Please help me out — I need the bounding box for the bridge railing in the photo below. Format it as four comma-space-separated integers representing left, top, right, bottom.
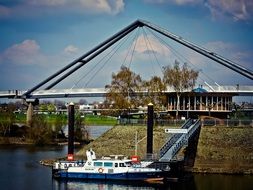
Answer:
159, 119, 201, 161
202, 119, 253, 127
0, 90, 26, 98
118, 118, 185, 126
159, 119, 192, 159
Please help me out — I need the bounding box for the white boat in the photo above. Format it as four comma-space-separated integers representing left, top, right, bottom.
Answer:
52, 149, 166, 181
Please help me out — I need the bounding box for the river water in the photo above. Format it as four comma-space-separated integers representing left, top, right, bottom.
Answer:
1, 126, 253, 190
63, 125, 113, 139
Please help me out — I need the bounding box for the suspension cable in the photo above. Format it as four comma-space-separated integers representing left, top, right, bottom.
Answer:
142, 27, 164, 76
127, 27, 140, 70
146, 27, 217, 85
83, 32, 134, 88
71, 31, 133, 89
121, 29, 139, 68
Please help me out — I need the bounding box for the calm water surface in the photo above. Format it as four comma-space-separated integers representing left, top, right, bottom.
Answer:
63, 125, 113, 139
1, 126, 253, 190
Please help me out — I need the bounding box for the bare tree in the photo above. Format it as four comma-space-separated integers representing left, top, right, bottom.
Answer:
105, 66, 142, 114
163, 60, 199, 119
142, 76, 167, 110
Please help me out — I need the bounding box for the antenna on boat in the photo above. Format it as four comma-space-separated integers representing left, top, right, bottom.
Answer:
134, 131, 147, 155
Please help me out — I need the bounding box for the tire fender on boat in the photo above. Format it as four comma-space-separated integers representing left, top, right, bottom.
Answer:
98, 168, 104, 173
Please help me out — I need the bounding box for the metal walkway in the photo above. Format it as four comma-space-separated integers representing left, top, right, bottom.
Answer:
1, 85, 253, 99
159, 119, 201, 161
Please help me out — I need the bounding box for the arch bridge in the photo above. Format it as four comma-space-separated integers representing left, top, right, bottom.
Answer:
0, 20, 252, 164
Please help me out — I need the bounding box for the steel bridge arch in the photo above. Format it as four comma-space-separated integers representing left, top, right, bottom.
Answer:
23, 20, 253, 98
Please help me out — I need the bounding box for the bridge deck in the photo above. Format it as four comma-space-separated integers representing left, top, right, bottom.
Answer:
0, 85, 253, 99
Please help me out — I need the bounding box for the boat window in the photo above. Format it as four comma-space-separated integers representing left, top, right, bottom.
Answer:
104, 162, 113, 167
119, 163, 126, 167
115, 163, 118, 167
94, 162, 103, 167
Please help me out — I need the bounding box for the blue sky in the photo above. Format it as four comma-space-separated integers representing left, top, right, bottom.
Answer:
0, 0, 253, 94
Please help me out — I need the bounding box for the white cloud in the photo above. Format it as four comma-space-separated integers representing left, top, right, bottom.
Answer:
173, 0, 203, 5
64, 45, 79, 55
0, 39, 45, 65
80, 0, 111, 13
205, 41, 234, 53
144, 0, 203, 5
184, 40, 252, 84
205, 0, 253, 21
0, 40, 81, 67
134, 35, 171, 56
0, 40, 86, 89
145, 0, 253, 21
0, 0, 124, 18
79, 0, 124, 15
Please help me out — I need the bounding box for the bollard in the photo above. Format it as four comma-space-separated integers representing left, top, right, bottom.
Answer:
147, 103, 154, 157
68, 102, 75, 161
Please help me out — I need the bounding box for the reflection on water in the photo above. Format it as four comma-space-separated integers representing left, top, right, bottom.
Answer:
194, 174, 253, 190
51, 174, 198, 190
1, 124, 253, 190
52, 174, 253, 190
53, 179, 165, 190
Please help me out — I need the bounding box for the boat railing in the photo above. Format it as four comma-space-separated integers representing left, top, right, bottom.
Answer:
55, 160, 86, 169
147, 161, 170, 171
109, 155, 126, 160
145, 153, 159, 161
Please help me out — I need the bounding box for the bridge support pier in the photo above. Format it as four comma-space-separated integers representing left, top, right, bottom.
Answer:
183, 126, 201, 171
25, 99, 39, 127
27, 103, 33, 127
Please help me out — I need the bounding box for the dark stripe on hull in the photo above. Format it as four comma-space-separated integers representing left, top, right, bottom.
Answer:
55, 171, 164, 181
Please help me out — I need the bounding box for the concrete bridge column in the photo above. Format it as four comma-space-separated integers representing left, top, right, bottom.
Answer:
27, 102, 33, 127
25, 99, 39, 127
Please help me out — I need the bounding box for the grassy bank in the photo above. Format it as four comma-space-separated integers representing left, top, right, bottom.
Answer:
0, 137, 33, 145
76, 124, 253, 174
193, 126, 253, 174
84, 115, 117, 126
77, 125, 169, 159
0, 113, 117, 126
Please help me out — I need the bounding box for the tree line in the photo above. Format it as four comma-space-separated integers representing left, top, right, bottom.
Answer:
104, 60, 199, 118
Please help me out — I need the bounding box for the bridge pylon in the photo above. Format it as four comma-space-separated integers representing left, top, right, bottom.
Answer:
23, 98, 39, 127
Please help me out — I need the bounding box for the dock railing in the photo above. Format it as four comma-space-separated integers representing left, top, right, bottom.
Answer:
159, 119, 201, 161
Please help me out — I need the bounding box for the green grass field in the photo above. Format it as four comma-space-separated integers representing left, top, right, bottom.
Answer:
0, 113, 117, 126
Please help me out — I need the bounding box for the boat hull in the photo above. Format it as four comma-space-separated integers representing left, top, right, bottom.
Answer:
53, 169, 164, 181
